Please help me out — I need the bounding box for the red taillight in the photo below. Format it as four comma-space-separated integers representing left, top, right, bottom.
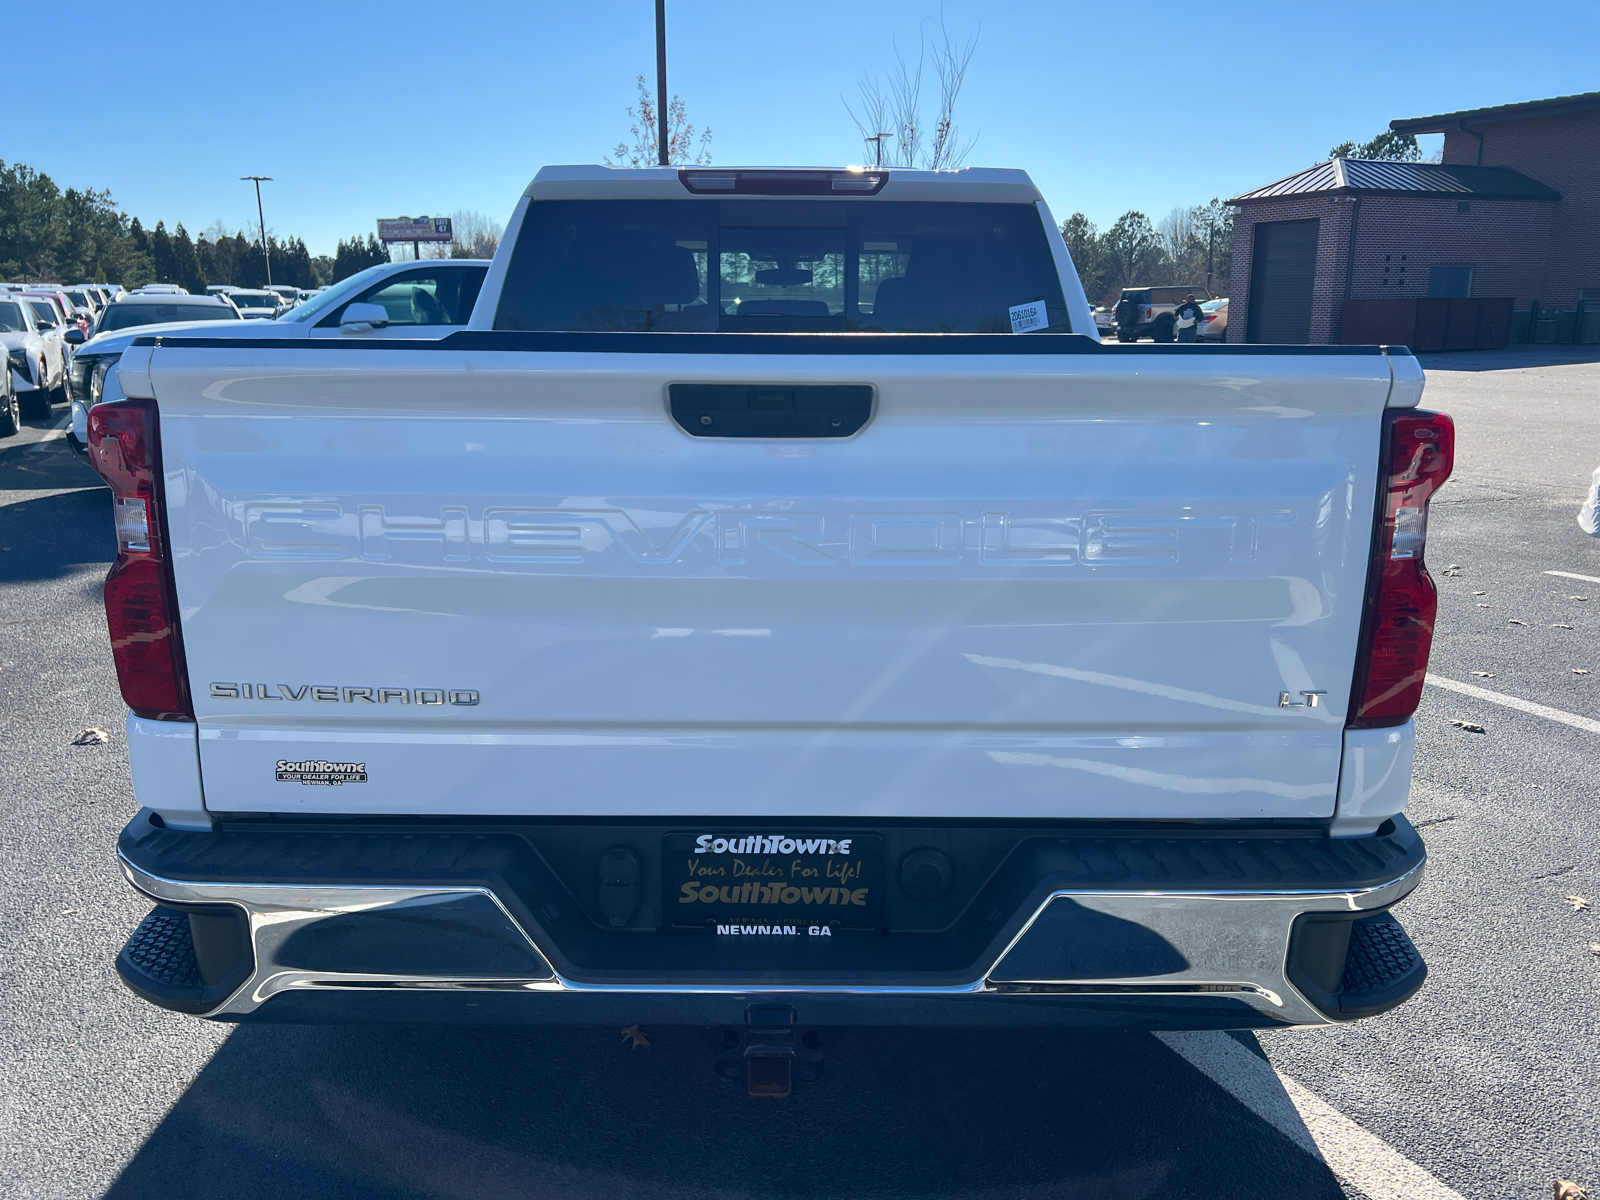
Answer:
1143, 307, 1153, 320
1349, 409, 1455, 727
88, 399, 193, 721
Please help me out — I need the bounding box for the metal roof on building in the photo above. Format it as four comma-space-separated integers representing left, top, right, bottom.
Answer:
1229, 159, 1561, 204
1391, 90, 1600, 133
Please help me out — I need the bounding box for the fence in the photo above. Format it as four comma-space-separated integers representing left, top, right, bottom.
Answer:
1339, 298, 1514, 351
1510, 297, 1600, 345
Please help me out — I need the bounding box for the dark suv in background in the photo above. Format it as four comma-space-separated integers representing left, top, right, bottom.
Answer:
1113, 285, 1211, 342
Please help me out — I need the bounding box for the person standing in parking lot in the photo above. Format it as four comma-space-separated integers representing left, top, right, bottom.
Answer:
1174, 294, 1203, 343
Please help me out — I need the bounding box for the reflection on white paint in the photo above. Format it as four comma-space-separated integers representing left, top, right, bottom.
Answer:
1268, 638, 1316, 695
651, 627, 773, 639
283, 576, 364, 606
988, 750, 1334, 800
966, 654, 1283, 717
1276, 576, 1324, 626
281, 576, 448, 617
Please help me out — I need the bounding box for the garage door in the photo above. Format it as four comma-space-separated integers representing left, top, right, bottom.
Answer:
1245, 218, 1319, 343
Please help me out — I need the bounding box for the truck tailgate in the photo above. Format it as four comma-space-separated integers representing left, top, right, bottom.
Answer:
143, 341, 1394, 819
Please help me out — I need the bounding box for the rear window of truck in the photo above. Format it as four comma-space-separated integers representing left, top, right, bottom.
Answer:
494, 200, 1070, 334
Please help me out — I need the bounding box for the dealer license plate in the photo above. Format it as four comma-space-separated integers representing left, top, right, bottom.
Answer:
662, 831, 882, 935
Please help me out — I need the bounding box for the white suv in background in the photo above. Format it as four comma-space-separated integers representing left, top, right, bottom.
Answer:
1, 296, 68, 416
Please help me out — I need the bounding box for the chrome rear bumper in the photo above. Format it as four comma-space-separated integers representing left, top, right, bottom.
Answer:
119, 837, 1425, 1028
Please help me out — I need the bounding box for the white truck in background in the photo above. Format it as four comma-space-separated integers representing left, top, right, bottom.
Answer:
91, 166, 1449, 1094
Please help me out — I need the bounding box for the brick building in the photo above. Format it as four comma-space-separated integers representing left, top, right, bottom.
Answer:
1225, 90, 1599, 344
1394, 92, 1600, 313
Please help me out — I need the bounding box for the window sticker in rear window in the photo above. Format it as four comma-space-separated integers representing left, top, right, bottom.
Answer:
1009, 299, 1049, 333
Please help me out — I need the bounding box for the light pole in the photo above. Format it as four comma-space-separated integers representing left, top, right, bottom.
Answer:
655, 0, 669, 166
1206, 216, 1215, 295
240, 176, 273, 286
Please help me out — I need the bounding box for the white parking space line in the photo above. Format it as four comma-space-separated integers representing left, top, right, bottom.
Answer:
1157, 1032, 1466, 1200
1427, 673, 1600, 735
1546, 569, 1600, 585
24, 413, 70, 453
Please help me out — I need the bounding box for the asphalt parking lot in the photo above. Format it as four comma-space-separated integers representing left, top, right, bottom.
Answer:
2, 348, 1598, 1200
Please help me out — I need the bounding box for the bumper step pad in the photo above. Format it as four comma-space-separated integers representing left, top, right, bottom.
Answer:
1337, 911, 1426, 1018
1286, 907, 1427, 1021
121, 907, 201, 989
116, 904, 255, 1015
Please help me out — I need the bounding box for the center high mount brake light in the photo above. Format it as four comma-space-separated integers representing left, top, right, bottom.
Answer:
87, 397, 194, 721
678, 170, 889, 196
1348, 409, 1455, 728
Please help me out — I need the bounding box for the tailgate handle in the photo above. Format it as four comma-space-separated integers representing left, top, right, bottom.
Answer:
669, 384, 873, 439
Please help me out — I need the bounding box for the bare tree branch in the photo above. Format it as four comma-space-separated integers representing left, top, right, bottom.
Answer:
844, 75, 896, 166
605, 75, 712, 168
1156, 206, 1197, 261
886, 33, 924, 168
845, 11, 979, 171
926, 13, 978, 170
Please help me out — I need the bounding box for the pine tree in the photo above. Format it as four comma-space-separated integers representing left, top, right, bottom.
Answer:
172, 223, 207, 294
231, 233, 253, 285
331, 234, 390, 283
235, 233, 267, 288
151, 221, 177, 285
270, 237, 309, 288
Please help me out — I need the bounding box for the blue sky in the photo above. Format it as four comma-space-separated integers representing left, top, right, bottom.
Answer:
13, 1, 1597, 256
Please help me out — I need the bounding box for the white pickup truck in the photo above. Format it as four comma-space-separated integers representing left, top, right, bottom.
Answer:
92, 166, 1449, 1089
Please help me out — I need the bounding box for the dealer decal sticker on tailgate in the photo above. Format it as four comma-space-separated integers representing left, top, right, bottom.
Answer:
275, 759, 368, 786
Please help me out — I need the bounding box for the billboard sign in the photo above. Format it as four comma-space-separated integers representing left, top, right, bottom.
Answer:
376, 216, 453, 244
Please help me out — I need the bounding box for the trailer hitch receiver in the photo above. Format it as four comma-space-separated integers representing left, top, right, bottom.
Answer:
743, 1004, 796, 1098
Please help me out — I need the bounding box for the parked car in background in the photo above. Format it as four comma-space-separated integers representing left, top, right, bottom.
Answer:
88, 293, 243, 340
277, 260, 490, 337
67, 262, 492, 460
25, 290, 89, 336
68, 296, 246, 454
65, 267, 491, 450
1198, 298, 1229, 342
1113, 285, 1213, 342
1090, 306, 1115, 339
266, 284, 300, 309
0, 296, 67, 417
130, 284, 188, 296
0, 327, 18, 435
226, 289, 282, 319
21, 295, 75, 369
61, 286, 103, 322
